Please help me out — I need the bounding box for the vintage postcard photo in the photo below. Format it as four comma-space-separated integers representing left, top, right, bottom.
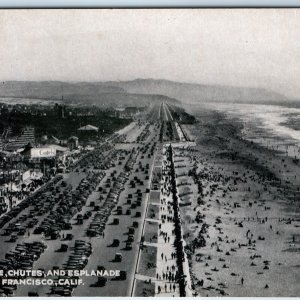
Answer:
0, 8, 299, 297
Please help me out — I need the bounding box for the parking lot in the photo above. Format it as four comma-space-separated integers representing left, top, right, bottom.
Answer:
0, 119, 160, 296
0, 103, 191, 297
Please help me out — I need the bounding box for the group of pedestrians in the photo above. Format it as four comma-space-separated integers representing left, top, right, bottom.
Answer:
155, 155, 180, 296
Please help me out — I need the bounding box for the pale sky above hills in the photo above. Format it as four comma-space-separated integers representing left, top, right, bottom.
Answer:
0, 9, 299, 98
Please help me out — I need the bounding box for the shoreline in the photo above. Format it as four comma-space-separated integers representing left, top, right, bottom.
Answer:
176, 108, 300, 297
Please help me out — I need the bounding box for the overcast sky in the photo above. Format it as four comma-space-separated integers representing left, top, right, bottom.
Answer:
0, 9, 299, 98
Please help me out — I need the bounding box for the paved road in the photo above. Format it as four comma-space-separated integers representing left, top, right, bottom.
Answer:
0, 102, 195, 297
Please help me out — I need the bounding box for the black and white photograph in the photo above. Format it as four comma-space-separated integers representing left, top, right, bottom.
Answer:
0, 8, 299, 297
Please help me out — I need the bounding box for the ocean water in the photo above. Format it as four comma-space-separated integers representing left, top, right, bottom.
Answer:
196, 102, 300, 159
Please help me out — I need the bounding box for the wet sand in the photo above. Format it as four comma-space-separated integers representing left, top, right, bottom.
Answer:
177, 108, 300, 297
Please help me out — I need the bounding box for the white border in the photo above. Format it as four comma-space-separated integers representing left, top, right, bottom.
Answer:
0, 4, 299, 300
0, 0, 300, 7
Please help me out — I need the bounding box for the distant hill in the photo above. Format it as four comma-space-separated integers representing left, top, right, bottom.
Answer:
106, 79, 288, 105
0, 79, 290, 107
0, 81, 180, 107
0, 81, 124, 100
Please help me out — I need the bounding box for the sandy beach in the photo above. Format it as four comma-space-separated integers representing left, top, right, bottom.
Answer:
175, 108, 300, 297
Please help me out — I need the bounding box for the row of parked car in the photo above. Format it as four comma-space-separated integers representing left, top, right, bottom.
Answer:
136, 123, 151, 143
0, 176, 65, 245
34, 171, 105, 240
124, 148, 139, 172
0, 175, 63, 230
0, 241, 47, 296
72, 143, 113, 171
50, 240, 92, 296
86, 171, 129, 237
76, 146, 117, 171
